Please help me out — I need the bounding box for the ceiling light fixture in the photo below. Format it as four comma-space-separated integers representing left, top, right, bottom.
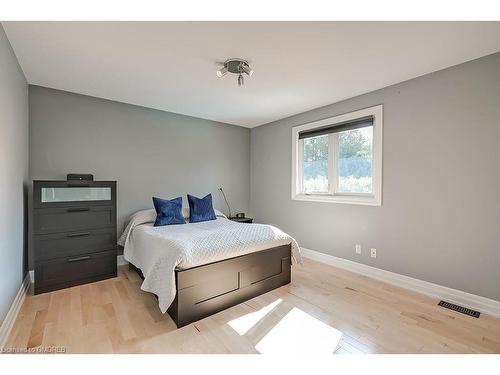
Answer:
216, 58, 253, 86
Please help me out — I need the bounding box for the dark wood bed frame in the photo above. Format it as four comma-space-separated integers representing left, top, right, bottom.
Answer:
130, 244, 291, 327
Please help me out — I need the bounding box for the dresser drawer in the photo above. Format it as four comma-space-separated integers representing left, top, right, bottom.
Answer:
34, 228, 116, 261
34, 205, 115, 234
35, 250, 117, 294
33, 181, 116, 209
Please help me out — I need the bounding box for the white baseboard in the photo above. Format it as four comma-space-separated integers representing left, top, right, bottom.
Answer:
0, 273, 31, 349
300, 247, 500, 318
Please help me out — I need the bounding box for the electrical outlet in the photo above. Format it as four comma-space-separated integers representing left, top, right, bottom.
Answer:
370, 248, 377, 258
355, 244, 362, 254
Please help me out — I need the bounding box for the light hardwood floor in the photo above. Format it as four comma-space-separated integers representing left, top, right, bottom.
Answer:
5, 258, 500, 354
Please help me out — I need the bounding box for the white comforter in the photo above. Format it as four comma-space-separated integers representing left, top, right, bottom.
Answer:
118, 209, 301, 313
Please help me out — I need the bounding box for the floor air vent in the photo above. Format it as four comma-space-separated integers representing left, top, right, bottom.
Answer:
438, 301, 480, 318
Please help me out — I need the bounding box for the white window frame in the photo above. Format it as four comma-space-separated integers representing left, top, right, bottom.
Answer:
291, 104, 383, 206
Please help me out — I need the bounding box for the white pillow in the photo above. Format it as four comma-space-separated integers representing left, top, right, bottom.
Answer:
182, 206, 190, 220
214, 208, 227, 218
118, 209, 155, 246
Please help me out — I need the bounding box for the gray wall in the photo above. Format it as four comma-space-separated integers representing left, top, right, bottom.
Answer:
0, 25, 29, 325
29, 86, 250, 268
251, 52, 500, 301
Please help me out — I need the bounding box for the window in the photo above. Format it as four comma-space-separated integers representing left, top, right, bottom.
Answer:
302, 134, 329, 193
292, 105, 382, 205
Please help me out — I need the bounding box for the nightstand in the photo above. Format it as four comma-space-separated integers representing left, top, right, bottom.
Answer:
228, 217, 253, 224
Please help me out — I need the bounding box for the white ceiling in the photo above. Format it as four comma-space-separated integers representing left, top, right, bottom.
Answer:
3, 22, 500, 127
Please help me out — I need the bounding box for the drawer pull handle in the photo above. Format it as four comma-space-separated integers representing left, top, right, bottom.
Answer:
67, 207, 90, 212
67, 232, 90, 238
67, 255, 91, 263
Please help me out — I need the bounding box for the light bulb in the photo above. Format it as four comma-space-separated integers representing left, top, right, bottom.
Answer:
241, 63, 253, 76
216, 66, 228, 78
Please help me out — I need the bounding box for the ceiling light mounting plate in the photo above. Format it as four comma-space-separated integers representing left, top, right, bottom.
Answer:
216, 58, 253, 85
224, 58, 249, 74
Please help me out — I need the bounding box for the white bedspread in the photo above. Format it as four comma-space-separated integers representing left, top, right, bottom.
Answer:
118, 210, 301, 313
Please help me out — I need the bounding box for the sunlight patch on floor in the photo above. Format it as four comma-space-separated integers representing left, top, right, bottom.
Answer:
228, 298, 283, 335
255, 307, 342, 354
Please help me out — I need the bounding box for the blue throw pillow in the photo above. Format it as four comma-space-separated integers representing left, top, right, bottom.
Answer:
188, 194, 216, 223
152, 196, 185, 226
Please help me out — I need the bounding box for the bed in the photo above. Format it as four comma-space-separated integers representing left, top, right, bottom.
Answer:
118, 209, 301, 327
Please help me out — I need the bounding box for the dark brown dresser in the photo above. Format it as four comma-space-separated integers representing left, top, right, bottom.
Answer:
33, 180, 117, 294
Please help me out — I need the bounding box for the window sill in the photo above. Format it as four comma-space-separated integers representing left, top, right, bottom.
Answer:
291, 193, 381, 206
